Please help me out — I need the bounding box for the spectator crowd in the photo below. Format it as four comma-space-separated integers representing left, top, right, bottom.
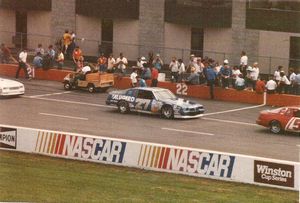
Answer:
0, 30, 299, 96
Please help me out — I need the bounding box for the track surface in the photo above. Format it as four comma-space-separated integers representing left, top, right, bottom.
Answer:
0, 78, 299, 161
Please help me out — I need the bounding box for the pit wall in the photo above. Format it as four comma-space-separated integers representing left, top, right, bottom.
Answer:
0, 64, 299, 106
0, 124, 299, 191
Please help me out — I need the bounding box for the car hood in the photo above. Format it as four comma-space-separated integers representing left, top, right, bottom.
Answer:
0, 78, 24, 88
161, 98, 202, 108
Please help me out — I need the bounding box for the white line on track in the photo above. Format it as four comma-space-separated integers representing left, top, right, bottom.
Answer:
22, 96, 117, 109
203, 104, 265, 116
27, 91, 71, 98
162, 127, 214, 136
39, 112, 89, 120
202, 117, 259, 127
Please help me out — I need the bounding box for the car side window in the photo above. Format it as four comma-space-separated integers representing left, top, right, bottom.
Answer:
294, 110, 300, 118
137, 90, 154, 100
126, 89, 137, 97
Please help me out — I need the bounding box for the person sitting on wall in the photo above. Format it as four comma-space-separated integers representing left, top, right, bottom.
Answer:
255, 77, 265, 94
235, 74, 246, 91
184, 66, 199, 85
33, 52, 43, 68
265, 76, 277, 94
56, 49, 64, 70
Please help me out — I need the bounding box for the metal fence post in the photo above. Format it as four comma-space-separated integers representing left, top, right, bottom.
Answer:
268, 57, 272, 75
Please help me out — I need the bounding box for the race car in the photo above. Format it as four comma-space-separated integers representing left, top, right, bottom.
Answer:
0, 78, 25, 96
256, 106, 300, 134
106, 87, 204, 119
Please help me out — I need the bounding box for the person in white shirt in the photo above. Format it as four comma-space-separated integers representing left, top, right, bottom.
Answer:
265, 76, 277, 94
107, 54, 115, 73
169, 57, 179, 82
130, 69, 138, 87
115, 53, 128, 75
235, 74, 245, 91
178, 59, 185, 82
249, 62, 260, 91
274, 66, 283, 83
232, 65, 242, 88
240, 51, 248, 76
16, 48, 29, 79
278, 71, 290, 94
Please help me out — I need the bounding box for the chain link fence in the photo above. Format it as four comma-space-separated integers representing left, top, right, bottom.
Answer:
1, 30, 299, 74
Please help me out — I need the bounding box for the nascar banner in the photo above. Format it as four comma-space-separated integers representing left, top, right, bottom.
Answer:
0, 124, 299, 191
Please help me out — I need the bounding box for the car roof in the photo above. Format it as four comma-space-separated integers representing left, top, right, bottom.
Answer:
131, 87, 169, 92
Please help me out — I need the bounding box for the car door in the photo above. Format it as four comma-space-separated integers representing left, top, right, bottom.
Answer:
285, 109, 300, 133
135, 90, 154, 112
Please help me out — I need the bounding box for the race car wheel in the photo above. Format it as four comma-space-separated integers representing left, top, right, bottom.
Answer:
118, 101, 129, 114
161, 105, 174, 119
270, 120, 282, 134
88, 84, 95, 93
64, 82, 72, 90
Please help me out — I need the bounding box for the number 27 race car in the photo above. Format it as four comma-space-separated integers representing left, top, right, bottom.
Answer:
106, 87, 204, 119
256, 106, 300, 134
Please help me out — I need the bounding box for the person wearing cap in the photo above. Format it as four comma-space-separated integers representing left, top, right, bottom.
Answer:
219, 59, 232, 89
16, 48, 29, 79
152, 54, 163, 72
185, 66, 199, 85
137, 56, 147, 68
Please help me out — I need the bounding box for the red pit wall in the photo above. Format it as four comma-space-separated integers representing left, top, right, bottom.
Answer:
1, 64, 299, 106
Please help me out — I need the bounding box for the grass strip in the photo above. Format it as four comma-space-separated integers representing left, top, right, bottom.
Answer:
0, 150, 298, 203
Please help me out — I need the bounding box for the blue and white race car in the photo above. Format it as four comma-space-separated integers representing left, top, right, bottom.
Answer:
106, 87, 204, 119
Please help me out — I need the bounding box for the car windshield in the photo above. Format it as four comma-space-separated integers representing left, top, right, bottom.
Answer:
154, 89, 177, 100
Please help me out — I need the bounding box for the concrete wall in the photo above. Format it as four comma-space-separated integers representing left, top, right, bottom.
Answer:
203, 28, 232, 65
113, 19, 139, 61
138, 0, 165, 57
164, 22, 191, 64
75, 15, 101, 56
0, 8, 15, 47
27, 11, 51, 50
258, 31, 300, 74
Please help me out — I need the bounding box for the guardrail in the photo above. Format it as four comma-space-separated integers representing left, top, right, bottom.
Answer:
0, 64, 299, 106
0, 124, 299, 191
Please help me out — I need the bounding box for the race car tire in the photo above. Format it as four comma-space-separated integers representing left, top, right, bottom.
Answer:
88, 84, 95, 93
118, 101, 129, 114
64, 82, 72, 91
270, 120, 282, 134
161, 105, 174, 119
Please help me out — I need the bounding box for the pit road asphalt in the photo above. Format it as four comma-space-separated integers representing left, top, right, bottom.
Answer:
0, 78, 299, 161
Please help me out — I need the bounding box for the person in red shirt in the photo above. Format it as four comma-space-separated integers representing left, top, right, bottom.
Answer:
0, 43, 12, 63
151, 66, 159, 87
255, 77, 265, 94
72, 46, 83, 71
97, 53, 107, 73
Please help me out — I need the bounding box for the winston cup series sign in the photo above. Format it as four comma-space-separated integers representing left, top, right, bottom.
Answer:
254, 160, 294, 188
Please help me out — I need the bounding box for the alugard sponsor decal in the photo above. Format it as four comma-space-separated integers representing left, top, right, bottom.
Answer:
254, 160, 294, 188
0, 127, 17, 149
35, 131, 126, 163
138, 145, 235, 178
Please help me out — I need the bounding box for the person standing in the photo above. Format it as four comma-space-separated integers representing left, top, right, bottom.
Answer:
250, 62, 260, 91
169, 57, 179, 83
0, 43, 12, 63
205, 61, 217, 99
56, 49, 64, 70
16, 48, 29, 79
265, 76, 277, 94
107, 54, 115, 73
178, 59, 185, 82
240, 51, 248, 76
219, 59, 232, 89
152, 54, 163, 72
63, 30, 72, 56
72, 46, 83, 71
130, 68, 138, 87
151, 66, 159, 87
97, 53, 107, 73
115, 53, 128, 75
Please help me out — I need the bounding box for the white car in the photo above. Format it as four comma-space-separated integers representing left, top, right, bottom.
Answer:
0, 78, 25, 96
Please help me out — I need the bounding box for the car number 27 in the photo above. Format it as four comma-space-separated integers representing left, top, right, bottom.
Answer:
135, 99, 160, 113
